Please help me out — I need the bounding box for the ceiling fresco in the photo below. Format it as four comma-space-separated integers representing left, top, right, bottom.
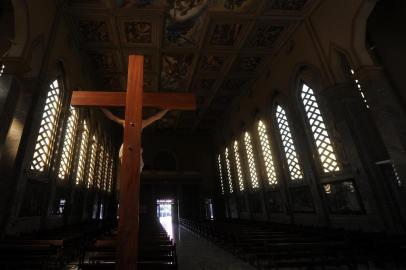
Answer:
65, 0, 316, 133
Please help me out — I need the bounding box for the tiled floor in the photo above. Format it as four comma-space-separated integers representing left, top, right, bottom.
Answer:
174, 225, 256, 270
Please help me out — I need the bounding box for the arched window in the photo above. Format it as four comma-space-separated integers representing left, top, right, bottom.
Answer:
225, 147, 234, 193
275, 105, 304, 181
243, 132, 259, 189
75, 120, 89, 185
217, 154, 225, 194
87, 136, 97, 188
233, 140, 245, 191
30, 79, 63, 172
350, 69, 370, 109
300, 84, 340, 173
57, 106, 79, 180
257, 120, 277, 185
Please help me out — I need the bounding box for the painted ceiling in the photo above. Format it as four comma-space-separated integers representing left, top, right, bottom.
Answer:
64, 0, 315, 133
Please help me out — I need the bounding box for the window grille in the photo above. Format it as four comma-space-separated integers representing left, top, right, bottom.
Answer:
31, 80, 63, 172
244, 132, 259, 189
103, 150, 109, 191
393, 162, 402, 187
350, 69, 369, 109
257, 120, 278, 185
0, 64, 5, 76
75, 121, 89, 185
217, 155, 225, 194
58, 107, 79, 180
107, 155, 114, 193
225, 148, 234, 193
96, 145, 105, 189
87, 136, 98, 188
301, 84, 340, 173
275, 105, 304, 181
233, 141, 245, 191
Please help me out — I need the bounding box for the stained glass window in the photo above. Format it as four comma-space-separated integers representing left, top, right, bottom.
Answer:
257, 120, 278, 185
217, 154, 225, 194
87, 136, 97, 188
75, 121, 89, 185
225, 148, 234, 193
301, 84, 340, 173
244, 132, 259, 189
275, 105, 304, 181
233, 141, 245, 191
350, 69, 369, 109
31, 80, 63, 172
57, 107, 79, 180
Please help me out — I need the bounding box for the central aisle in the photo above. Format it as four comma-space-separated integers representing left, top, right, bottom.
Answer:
173, 224, 256, 270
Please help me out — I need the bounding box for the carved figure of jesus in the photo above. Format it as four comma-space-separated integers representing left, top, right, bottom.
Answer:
101, 108, 168, 171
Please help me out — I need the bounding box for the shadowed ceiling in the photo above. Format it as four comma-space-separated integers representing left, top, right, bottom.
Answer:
64, 0, 316, 134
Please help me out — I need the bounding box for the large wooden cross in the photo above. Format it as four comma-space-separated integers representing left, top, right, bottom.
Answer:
70, 55, 196, 270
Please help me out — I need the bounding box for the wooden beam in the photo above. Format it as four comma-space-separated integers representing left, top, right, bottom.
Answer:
71, 91, 196, 110
116, 55, 143, 270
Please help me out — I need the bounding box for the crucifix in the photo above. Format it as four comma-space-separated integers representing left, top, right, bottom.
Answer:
70, 55, 196, 270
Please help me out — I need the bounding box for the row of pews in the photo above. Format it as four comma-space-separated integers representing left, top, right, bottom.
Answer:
180, 218, 406, 270
79, 217, 177, 270
0, 220, 114, 269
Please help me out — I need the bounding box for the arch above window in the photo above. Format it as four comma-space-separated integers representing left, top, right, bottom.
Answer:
300, 83, 340, 173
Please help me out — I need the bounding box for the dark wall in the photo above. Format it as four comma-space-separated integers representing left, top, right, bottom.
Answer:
367, 0, 406, 106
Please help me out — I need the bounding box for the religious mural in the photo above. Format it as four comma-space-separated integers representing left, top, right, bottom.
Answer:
88, 51, 117, 70
232, 56, 262, 72
191, 78, 216, 95
101, 74, 123, 90
124, 21, 153, 43
266, 0, 308, 11
161, 54, 194, 91
247, 25, 284, 48
210, 23, 243, 46
163, 1, 207, 47
78, 20, 110, 42
116, 0, 258, 12
199, 56, 225, 72
116, 0, 160, 8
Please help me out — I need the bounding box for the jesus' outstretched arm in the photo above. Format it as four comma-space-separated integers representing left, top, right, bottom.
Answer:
101, 108, 125, 127
101, 108, 169, 129
141, 109, 169, 129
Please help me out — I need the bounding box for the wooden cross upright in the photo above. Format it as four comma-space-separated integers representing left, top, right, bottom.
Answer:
70, 55, 196, 270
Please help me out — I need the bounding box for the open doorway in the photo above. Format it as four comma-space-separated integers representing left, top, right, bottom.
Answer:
157, 199, 174, 240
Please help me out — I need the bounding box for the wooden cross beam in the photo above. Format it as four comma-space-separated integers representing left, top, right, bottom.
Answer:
70, 55, 196, 270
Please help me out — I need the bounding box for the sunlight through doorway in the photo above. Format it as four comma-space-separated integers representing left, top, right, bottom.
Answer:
157, 199, 174, 240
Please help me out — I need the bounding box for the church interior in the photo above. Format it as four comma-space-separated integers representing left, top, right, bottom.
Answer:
1, 0, 406, 269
